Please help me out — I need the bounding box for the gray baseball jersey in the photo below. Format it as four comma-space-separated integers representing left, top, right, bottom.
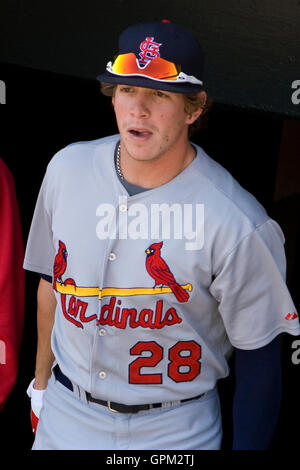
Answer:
24, 134, 300, 407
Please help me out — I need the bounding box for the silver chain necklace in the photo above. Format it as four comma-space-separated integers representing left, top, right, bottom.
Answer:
116, 144, 124, 180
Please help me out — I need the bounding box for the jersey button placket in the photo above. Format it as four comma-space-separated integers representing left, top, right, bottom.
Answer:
119, 203, 127, 213
95, 197, 126, 393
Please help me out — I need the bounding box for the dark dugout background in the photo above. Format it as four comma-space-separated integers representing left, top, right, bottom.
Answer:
0, 0, 300, 454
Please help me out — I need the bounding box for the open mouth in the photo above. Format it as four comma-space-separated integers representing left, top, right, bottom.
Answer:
128, 129, 153, 139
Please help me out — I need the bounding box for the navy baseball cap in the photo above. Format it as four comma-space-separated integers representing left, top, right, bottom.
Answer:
97, 20, 204, 94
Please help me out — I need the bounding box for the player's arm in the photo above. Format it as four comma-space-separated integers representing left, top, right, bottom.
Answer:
33, 277, 57, 390
232, 335, 282, 450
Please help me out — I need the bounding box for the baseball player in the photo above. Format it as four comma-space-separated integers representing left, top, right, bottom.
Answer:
24, 20, 300, 450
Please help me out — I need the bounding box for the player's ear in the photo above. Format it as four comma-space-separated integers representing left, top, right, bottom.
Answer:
185, 91, 207, 125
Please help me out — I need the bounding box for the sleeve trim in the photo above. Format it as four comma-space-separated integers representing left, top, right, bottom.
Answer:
230, 325, 300, 350
23, 261, 53, 277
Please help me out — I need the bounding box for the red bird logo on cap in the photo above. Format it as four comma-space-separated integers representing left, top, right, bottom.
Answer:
145, 241, 189, 303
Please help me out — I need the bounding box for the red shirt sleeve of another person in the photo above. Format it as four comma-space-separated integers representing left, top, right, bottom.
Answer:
0, 158, 25, 411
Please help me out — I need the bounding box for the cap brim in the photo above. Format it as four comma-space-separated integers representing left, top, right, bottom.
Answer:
97, 72, 203, 94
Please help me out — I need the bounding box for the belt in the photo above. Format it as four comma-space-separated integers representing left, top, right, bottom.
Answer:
54, 365, 205, 414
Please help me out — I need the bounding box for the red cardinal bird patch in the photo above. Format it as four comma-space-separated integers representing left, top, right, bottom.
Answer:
145, 241, 190, 303
53, 240, 68, 291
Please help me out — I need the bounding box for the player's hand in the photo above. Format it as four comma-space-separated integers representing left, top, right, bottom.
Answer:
26, 379, 46, 434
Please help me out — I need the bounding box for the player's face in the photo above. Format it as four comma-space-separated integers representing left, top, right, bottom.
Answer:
112, 85, 202, 164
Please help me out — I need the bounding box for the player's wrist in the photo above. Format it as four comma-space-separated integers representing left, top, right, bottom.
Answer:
34, 364, 53, 390
27, 378, 46, 395
33, 378, 48, 390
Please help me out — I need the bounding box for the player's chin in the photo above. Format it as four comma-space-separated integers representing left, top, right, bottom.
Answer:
123, 135, 156, 158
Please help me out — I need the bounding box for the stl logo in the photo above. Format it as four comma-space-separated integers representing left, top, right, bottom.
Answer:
139, 37, 162, 67
0, 80, 6, 104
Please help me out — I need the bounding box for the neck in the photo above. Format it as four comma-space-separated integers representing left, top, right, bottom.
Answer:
118, 140, 196, 189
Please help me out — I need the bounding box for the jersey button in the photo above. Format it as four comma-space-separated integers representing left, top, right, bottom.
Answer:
99, 371, 106, 379
119, 204, 127, 212
98, 328, 106, 336
108, 252, 116, 261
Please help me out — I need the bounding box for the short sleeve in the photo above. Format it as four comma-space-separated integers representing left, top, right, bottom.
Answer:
209, 219, 300, 349
23, 169, 55, 277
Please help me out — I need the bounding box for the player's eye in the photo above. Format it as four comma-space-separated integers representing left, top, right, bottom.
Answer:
155, 90, 168, 98
120, 86, 133, 93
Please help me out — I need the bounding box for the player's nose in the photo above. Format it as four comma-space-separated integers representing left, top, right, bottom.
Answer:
130, 92, 150, 118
